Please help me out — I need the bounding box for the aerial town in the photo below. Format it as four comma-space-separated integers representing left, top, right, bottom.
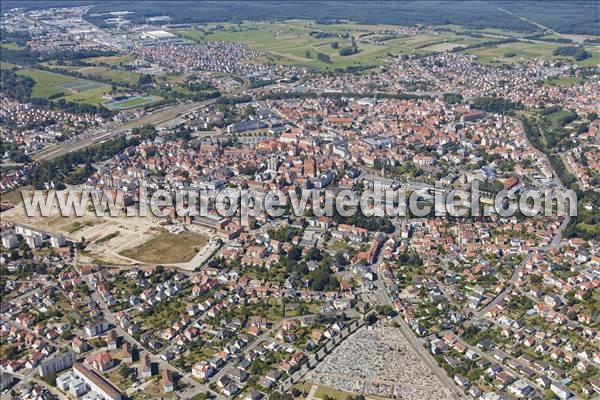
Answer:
0, 2, 599, 400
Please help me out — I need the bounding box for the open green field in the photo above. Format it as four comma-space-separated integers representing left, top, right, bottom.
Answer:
16, 68, 111, 105
293, 382, 390, 400
173, 20, 599, 69
465, 41, 600, 65
544, 76, 586, 87
72, 65, 141, 85
1, 42, 25, 51
577, 47, 600, 67
82, 54, 135, 66
0, 61, 16, 69
174, 20, 420, 69
120, 230, 208, 264
44, 59, 141, 85
16, 68, 72, 97
176, 21, 500, 69
441, 24, 530, 39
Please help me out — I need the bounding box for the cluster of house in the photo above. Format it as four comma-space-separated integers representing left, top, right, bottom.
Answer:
0, 95, 102, 157
421, 236, 600, 398
135, 41, 299, 79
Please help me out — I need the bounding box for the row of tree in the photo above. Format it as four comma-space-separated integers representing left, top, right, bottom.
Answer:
471, 96, 523, 114
552, 46, 592, 61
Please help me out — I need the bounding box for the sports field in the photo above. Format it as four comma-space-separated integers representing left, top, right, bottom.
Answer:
104, 95, 161, 110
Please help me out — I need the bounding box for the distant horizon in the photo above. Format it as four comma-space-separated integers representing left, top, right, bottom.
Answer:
2, 1, 599, 36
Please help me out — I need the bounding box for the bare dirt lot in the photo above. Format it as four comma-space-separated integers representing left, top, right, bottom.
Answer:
1, 188, 209, 266
120, 229, 208, 264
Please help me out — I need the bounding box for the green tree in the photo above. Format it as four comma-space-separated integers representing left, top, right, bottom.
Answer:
317, 52, 331, 63
119, 364, 132, 378
43, 371, 57, 386
443, 93, 463, 104
137, 73, 154, 86
366, 313, 378, 325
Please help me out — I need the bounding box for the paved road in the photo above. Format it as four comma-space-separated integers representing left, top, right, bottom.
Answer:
35, 377, 71, 400
445, 332, 545, 394
83, 273, 223, 399
495, 6, 560, 36
305, 384, 319, 400
209, 314, 315, 384
0, 319, 61, 393
32, 73, 252, 163
473, 116, 572, 319
475, 213, 568, 317
475, 119, 571, 319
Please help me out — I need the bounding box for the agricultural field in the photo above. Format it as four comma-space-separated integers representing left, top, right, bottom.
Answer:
174, 21, 415, 69
16, 68, 111, 104
68, 65, 141, 85
439, 24, 531, 39
0, 42, 25, 50
464, 41, 600, 65
577, 47, 600, 67
44, 60, 141, 85
173, 20, 599, 69
544, 76, 586, 87
82, 54, 136, 66
0, 61, 16, 69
